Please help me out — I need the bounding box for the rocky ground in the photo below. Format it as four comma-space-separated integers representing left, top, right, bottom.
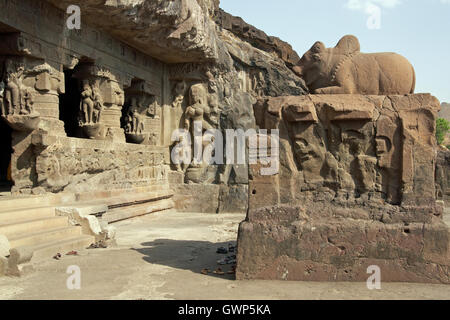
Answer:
0, 211, 449, 300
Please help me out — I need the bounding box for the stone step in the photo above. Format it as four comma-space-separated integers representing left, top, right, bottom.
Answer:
66, 185, 171, 204
8, 226, 83, 248
0, 216, 68, 238
0, 195, 56, 212
54, 189, 174, 218
104, 189, 174, 209
14, 235, 94, 263
0, 206, 55, 225
103, 198, 174, 223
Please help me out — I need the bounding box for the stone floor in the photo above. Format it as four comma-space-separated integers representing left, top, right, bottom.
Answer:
0, 211, 449, 300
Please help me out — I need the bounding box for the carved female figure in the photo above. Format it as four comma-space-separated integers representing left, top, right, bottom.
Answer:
4, 68, 22, 115
183, 84, 215, 169
21, 88, 34, 115
80, 81, 94, 124
184, 83, 212, 133
126, 97, 143, 134
92, 82, 103, 124
136, 95, 148, 131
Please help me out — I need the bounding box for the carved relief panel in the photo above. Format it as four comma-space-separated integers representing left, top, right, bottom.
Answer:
73, 64, 125, 141
0, 56, 65, 133
254, 94, 439, 207
123, 80, 161, 145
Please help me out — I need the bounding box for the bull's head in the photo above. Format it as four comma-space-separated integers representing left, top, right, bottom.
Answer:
293, 35, 361, 90
293, 41, 326, 87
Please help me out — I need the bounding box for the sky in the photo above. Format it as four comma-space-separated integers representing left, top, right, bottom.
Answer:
220, 0, 450, 103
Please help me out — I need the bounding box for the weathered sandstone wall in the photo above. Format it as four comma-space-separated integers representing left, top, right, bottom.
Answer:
236, 94, 450, 284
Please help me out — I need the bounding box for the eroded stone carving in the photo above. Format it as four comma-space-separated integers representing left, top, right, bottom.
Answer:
294, 35, 416, 95
0, 58, 41, 132
172, 81, 187, 109
79, 80, 101, 125
123, 81, 161, 145
184, 83, 214, 133
182, 83, 217, 183
73, 65, 126, 141
77, 79, 104, 139
253, 94, 440, 207
238, 94, 448, 284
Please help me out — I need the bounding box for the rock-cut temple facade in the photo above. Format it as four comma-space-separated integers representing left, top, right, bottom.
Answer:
0, 0, 448, 283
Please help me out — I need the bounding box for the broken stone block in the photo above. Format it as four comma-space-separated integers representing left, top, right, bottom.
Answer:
218, 184, 248, 213
0, 235, 10, 258
56, 205, 115, 244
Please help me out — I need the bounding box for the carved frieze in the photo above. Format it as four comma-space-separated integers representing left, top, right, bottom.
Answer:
253, 94, 440, 206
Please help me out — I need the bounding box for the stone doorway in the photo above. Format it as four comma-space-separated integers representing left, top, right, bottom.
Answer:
59, 68, 81, 138
0, 119, 12, 192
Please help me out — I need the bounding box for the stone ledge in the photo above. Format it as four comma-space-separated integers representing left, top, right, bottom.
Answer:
236, 205, 450, 284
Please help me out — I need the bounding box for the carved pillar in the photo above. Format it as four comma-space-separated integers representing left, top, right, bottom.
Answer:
73, 64, 125, 141
123, 80, 161, 145
0, 56, 66, 194
0, 56, 65, 133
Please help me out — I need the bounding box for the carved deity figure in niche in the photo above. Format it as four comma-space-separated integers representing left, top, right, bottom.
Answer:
92, 82, 103, 123
125, 96, 145, 134
344, 131, 377, 194
4, 64, 23, 115
1, 60, 35, 116
183, 83, 216, 170
184, 83, 213, 132
80, 80, 94, 124
147, 95, 160, 119
79, 80, 103, 125
323, 119, 377, 195
291, 122, 339, 186
21, 89, 34, 115
172, 81, 187, 109
250, 70, 265, 97
124, 93, 158, 135
375, 115, 402, 204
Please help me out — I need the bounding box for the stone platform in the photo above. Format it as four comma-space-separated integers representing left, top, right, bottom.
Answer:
236, 206, 449, 283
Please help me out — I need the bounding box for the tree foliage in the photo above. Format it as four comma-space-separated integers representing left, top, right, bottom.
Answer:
436, 118, 450, 145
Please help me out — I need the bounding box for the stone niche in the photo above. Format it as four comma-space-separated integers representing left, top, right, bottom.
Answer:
0, 56, 66, 193
123, 80, 161, 146
72, 64, 126, 142
236, 94, 450, 284
0, 0, 171, 196
0, 56, 65, 134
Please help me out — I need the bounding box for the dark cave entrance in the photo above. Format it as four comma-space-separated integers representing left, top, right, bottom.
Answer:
0, 119, 12, 191
59, 68, 81, 138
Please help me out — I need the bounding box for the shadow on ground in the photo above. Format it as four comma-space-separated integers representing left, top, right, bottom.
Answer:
133, 239, 237, 280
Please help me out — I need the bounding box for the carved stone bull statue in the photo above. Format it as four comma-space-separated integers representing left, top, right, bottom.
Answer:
293, 35, 416, 95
